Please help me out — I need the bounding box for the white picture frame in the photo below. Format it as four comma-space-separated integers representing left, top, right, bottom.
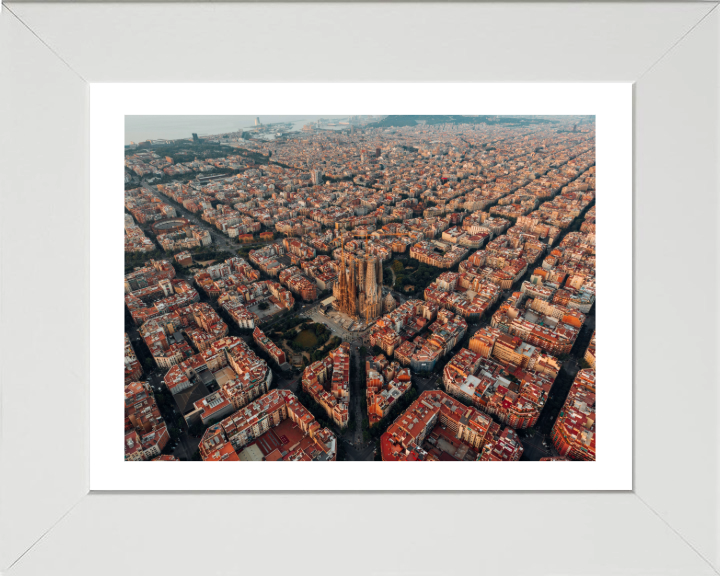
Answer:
1, 3, 718, 575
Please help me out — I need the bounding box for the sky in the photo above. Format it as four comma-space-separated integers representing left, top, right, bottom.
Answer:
125, 115, 351, 144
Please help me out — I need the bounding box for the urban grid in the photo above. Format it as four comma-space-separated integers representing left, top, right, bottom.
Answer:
124, 115, 596, 462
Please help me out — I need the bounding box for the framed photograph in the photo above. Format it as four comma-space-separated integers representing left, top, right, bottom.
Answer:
90, 83, 630, 491
1, 3, 718, 575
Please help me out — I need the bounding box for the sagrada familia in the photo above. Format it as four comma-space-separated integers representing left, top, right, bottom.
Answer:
333, 253, 392, 323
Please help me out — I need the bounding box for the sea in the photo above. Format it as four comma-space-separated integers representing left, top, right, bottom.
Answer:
124, 115, 350, 145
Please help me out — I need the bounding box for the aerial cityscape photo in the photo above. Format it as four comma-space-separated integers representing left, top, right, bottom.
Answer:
124, 114, 596, 463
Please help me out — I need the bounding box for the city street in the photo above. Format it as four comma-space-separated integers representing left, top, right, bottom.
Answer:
339, 436, 375, 461
414, 372, 442, 394
275, 374, 301, 394
519, 431, 555, 461
348, 344, 365, 445
171, 429, 202, 461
